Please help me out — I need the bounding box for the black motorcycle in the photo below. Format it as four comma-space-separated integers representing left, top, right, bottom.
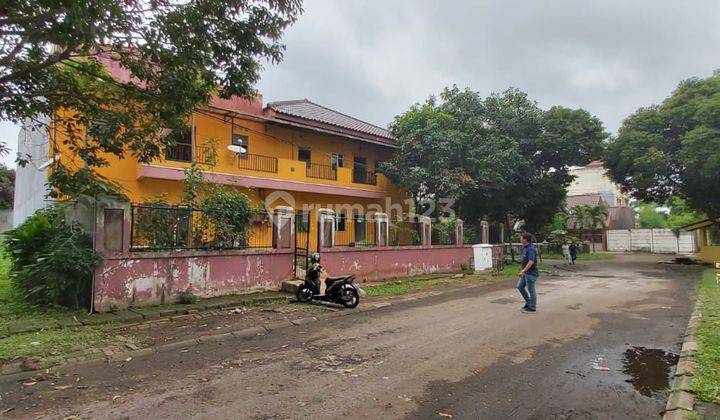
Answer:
296, 256, 362, 308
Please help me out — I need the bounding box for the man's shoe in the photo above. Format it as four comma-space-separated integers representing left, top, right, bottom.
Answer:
521, 304, 529, 310
521, 308, 536, 314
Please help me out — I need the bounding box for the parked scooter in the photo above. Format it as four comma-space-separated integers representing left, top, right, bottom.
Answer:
296, 252, 363, 308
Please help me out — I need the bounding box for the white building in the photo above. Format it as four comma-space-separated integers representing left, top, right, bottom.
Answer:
568, 160, 628, 207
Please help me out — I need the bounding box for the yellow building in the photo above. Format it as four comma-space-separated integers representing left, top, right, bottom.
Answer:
15, 95, 410, 251
683, 219, 720, 264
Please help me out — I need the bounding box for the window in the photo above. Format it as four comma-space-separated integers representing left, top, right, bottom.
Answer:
336, 212, 346, 231
298, 147, 311, 163
331, 153, 344, 170
232, 134, 249, 157
165, 129, 192, 162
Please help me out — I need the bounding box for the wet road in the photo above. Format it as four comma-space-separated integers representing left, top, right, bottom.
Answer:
0, 254, 702, 419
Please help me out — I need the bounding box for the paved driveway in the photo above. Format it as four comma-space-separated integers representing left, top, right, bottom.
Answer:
0, 254, 702, 419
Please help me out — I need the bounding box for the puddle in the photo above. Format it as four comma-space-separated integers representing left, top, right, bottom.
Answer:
622, 347, 679, 396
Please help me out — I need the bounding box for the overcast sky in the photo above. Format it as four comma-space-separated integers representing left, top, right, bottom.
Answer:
2, 0, 719, 168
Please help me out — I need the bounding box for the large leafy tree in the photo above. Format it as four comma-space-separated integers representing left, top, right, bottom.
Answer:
0, 164, 14, 209
604, 72, 720, 225
0, 0, 302, 197
383, 86, 607, 235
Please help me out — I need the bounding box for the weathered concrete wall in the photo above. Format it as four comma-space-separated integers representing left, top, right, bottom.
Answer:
13, 117, 51, 227
320, 245, 474, 282
94, 249, 294, 311
607, 229, 698, 254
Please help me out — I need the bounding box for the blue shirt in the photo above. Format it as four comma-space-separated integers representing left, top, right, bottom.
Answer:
521, 243, 539, 277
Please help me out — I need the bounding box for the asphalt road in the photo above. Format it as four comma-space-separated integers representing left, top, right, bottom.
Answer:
0, 254, 702, 419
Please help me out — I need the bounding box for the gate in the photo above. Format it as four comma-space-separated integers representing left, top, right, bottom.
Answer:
293, 211, 312, 279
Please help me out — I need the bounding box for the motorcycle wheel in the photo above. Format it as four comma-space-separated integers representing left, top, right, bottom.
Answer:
296, 285, 313, 303
340, 286, 360, 309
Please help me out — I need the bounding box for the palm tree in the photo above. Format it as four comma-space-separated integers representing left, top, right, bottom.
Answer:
586, 205, 609, 252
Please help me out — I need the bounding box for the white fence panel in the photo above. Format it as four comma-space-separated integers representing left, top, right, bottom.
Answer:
607, 229, 698, 254
607, 230, 630, 252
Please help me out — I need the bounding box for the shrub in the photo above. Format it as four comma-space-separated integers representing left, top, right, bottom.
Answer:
432, 218, 458, 245
179, 291, 198, 304
198, 190, 254, 248
4, 207, 103, 309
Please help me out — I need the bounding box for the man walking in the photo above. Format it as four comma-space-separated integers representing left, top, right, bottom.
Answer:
517, 232, 539, 313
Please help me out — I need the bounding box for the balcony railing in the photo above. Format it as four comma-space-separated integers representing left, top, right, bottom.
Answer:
165, 143, 192, 162
306, 163, 337, 180
353, 168, 377, 185
237, 153, 279, 173
195, 146, 214, 165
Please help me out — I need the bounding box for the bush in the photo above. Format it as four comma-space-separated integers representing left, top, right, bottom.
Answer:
432, 218, 458, 245
198, 190, 254, 248
4, 207, 103, 309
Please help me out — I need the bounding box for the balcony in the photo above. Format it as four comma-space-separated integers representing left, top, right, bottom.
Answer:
148, 147, 390, 199
238, 153, 278, 173
306, 163, 337, 180
164, 144, 192, 162
352, 168, 377, 185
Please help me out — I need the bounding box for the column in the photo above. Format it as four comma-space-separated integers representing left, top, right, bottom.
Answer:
317, 208, 336, 250
455, 219, 464, 245
419, 216, 432, 246
481, 220, 489, 244
272, 206, 294, 249
374, 212, 389, 247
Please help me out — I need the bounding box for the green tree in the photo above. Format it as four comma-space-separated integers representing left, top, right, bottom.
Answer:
0, 0, 303, 197
0, 164, 15, 209
637, 203, 668, 228
383, 86, 607, 237
604, 72, 720, 225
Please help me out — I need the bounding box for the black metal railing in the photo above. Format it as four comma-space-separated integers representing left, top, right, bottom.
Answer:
389, 220, 422, 246
306, 163, 337, 180
238, 153, 278, 173
130, 204, 273, 251
195, 146, 215, 165
164, 143, 192, 162
335, 219, 378, 247
352, 168, 377, 185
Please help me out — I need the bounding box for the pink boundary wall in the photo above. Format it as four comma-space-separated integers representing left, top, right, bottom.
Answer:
320, 245, 474, 282
93, 249, 293, 311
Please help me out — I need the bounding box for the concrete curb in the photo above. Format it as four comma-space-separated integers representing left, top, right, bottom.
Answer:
663, 302, 701, 419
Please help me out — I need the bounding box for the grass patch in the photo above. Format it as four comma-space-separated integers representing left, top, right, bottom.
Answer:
692, 268, 720, 403
365, 277, 452, 296
493, 261, 549, 278
541, 252, 615, 261
0, 327, 116, 363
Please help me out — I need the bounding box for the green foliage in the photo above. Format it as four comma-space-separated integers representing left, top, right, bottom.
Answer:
567, 204, 608, 230
637, 203, 668, 228
692, 269, 720, 403
1, 0, 302, 198
182, 139, 220, 206
384, 86, 607, 231
0, 164, 14, 209
432, 218, 458, 245
604, 72, 720, 225
198, 190, 254, 249
179, 291, 199, 305
3, 207, 103, 309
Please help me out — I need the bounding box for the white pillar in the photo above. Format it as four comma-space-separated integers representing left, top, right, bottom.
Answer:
272, 206, 294, 249
317, 208, 335, 250
374, 212, 389, 247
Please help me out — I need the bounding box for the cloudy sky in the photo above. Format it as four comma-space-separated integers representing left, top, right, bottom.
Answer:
1, 0, 719, 167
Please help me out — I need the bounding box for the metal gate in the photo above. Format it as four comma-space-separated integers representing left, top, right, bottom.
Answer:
293, 211, 312, 279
